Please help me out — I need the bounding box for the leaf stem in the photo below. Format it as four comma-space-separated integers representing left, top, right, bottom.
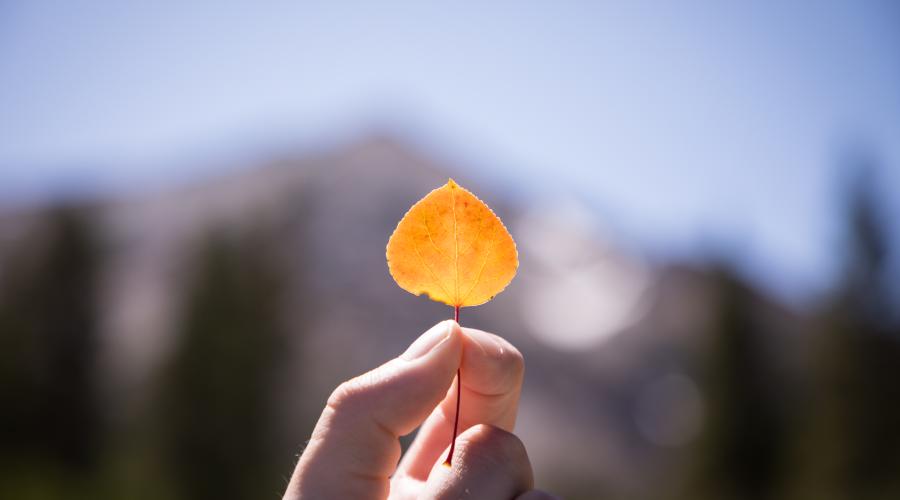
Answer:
445, 305, 461, 466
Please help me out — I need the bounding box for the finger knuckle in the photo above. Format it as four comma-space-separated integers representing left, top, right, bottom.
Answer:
326, 379, 367, 414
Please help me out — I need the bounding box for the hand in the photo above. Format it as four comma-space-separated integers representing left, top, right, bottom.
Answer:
283, 320, 557, 499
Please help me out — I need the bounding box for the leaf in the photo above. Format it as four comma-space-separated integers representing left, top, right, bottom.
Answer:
386, 179, 518, 308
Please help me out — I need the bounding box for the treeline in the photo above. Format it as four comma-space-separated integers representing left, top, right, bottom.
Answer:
0, 170, 897, 500
676, 170, 900, 500
0, 207, 311, 500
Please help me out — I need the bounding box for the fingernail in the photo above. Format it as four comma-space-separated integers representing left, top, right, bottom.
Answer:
401, 321, 454, 361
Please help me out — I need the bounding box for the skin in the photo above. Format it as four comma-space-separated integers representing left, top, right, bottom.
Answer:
283, 320, 558, 500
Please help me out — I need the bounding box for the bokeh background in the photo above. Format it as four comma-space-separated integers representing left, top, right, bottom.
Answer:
2, 2, 900, 499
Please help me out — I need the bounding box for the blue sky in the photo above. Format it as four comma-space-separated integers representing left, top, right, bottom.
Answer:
1, 1, 899, 300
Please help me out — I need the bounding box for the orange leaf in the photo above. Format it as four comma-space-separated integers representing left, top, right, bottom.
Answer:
386, 179, 518, 308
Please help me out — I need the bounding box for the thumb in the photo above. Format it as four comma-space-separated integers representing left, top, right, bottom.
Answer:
284, 321, 463, 500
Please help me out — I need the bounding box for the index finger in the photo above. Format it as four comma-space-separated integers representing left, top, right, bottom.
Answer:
284, 321, 463, 499
394, 327, 525, 481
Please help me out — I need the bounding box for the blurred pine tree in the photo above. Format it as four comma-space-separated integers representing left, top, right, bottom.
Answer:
0, 206, 105, 497
786, 167, 900, 500
677, 268, 787, 500
158, 228, 288, 500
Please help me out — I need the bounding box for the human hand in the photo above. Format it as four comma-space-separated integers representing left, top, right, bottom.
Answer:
282, 320, 557, 499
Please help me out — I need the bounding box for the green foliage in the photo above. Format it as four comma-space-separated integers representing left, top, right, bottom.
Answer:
157, 229, 288, 500
0, 206, 105, 498
677, 269, 787, 500
677, 168, 900, 500
784, 170, 900, 500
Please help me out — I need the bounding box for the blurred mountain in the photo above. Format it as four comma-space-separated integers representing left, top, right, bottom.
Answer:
0, 135, 808, 499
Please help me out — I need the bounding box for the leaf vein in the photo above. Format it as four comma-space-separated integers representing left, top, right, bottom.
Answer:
460, 223, 500, 305
419, 211, 448, 258
410, 234, 453, 302
452, 187, 460, 305
460, 214, 486, 256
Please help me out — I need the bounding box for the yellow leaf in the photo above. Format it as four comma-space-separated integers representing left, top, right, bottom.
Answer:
386, 179, 518, 308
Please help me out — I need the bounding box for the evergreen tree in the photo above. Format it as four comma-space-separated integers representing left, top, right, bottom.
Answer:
0, 206, 104, 495
678, 268, 786, 500
159, 229, 287, 500
788, 168, 900, 500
